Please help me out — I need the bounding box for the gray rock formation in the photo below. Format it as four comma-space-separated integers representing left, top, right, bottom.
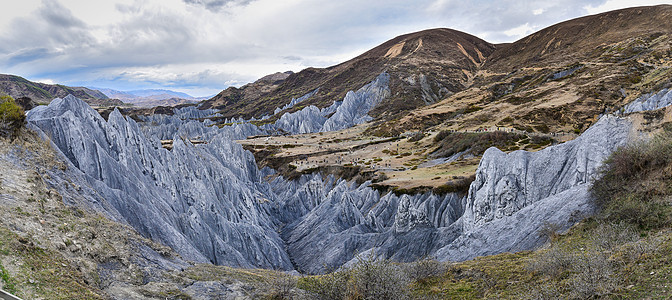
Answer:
272, 73, 390, 134
320, 73, 390, 132
28, 95, 292, 270
461, 115, 631, 230
623, 88, 672, 113
271, 176, 463, 273
24, 90, 647, 277
433, 115, 631, 261
273, 88, 319, 115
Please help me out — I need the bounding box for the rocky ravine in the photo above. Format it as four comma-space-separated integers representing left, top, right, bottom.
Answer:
24, 91, 648, 274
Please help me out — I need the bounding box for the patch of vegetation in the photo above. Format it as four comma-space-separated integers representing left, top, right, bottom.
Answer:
433, 175, 476, 195
533, 124, 550, 134
0, 264, 17, 294
407, 132, 424, 142
0, 226, 103, 299
391, 186, 433, 196
591, 129, 672, 229
463, 105, 483, 114
298, 253, 411, 300
0, 95, 26, 138
505, 96, 534, 105
526, 135, 553, 149
432, 131, 526, 158
497, 116, 514, 125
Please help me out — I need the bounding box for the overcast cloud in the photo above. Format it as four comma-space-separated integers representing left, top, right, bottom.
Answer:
0, 0, 670, 97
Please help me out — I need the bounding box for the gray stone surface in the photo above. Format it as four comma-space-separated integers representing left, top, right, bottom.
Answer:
432, 115, 632, 261
273, 88, 319, 115
271, 176, 463, 273
461, 115, 631, 230
25, 92, 638, 276
272, 73, 390, 134
28, 95, 292, 270
623, 88, 672, 113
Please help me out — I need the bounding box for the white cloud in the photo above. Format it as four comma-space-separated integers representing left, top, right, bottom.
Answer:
584, 0, 672, 14
1, 0, 672, 97
503, 23, 536, 39
34, 78, 56, 85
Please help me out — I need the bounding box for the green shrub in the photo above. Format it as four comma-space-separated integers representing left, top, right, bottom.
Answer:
299, 254, 410, 300
433, 175, 475, 195
591, 131, 672, 229
432, 131, 525, 158
0, 95, 26, 138
404, 257, 445, 283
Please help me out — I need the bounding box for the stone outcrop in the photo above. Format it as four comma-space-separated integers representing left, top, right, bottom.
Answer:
273, 88, 319, 115
461, 115, 631, 230
28, 95, 292, 270
623, 88, 672, 113
272, 73, 390, 134
433, 115, 631, 261
271, 176, 463, 273
26, 92, 640, 275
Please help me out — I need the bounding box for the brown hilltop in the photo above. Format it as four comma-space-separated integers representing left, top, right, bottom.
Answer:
202, 4, 672, 140
486, 4, 672, 72
201, 28, 495, 120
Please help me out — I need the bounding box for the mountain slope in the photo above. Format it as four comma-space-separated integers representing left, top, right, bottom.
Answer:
201, 29, 495, 120
486, 5, 672, 72
371, 4, 672, 137
199, 5, 672, 140
0, 74, 120, 107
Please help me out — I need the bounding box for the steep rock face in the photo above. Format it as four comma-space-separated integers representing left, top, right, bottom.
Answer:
436, 185, 593, 261
273, 105, 326, 134
462, 115, 631, 230
273, 73, 390, 134
271, 176, 463, 274
434, 115, 632, 261
26, 93, 643, 275
320, 73, 390, 132
274, 88, 319, 115
623, 88, 672, 113
27, 95, 292, 270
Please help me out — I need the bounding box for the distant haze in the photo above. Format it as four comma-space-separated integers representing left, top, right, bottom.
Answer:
1, 0, 671, 96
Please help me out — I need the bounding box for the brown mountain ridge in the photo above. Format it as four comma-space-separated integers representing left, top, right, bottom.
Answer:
201, 28, 495, 121
202, 5, 672, 137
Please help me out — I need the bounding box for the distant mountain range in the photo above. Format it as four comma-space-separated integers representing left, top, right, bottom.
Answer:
0, 74, 122, 107
93, 87, 211, 107
0, 74, 210, 109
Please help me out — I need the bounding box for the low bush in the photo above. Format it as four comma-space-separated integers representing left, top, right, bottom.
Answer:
0, 95, 25, 138
591, 130, 672, 229
527, 222, 632, 298
404, 257, 445, 283
433, 174, 475, 195
266, 272, 298, 300
407, 132, 424, 142
432, 131, 525, 158
299, 254, 410, 300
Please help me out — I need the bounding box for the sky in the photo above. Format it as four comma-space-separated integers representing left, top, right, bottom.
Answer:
0, 0, 670, 97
